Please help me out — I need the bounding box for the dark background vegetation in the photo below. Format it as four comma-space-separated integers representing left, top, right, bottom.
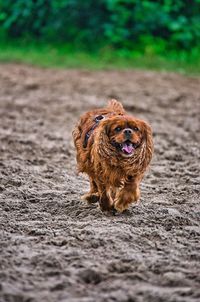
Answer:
0, 0, 200, 73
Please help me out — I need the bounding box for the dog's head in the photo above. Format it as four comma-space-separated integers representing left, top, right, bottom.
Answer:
95, 115, 153, 165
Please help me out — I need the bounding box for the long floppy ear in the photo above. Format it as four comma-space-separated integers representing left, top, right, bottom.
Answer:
99, 119, 110, 139
106, 99, 125, 115
93, 119, 111, 155
104, 123, 110, 137
142, 121, 154, 166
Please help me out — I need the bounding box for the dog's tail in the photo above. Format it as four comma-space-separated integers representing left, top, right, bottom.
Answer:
106, 99, 125, 115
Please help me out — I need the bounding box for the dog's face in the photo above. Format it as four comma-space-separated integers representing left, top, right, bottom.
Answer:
102, 116, 151, 157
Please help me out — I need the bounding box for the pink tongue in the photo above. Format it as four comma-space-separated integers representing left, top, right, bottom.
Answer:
122, 144, 134, 154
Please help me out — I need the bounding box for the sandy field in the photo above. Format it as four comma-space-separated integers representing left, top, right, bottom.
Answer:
0, 63, 200, 302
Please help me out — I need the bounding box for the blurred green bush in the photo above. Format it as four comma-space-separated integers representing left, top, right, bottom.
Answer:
0, 0, 200, 51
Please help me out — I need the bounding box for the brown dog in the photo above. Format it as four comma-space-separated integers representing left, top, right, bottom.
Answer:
72, 100, 153, 212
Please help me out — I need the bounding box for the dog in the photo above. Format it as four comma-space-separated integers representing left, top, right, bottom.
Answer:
72, 100, 153, 212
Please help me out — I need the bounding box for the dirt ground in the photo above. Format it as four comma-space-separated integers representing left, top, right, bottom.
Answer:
0, 63, 200, 302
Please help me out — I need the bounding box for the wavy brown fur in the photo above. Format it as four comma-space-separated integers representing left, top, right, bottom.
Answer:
72, 100, 153, 212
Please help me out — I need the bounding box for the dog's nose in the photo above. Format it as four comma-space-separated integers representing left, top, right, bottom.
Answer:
124, 128, 133, 136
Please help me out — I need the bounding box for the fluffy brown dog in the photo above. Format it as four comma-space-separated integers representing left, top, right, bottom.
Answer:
72, 100, 153, 212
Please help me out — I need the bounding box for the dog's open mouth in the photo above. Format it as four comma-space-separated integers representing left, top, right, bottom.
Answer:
112, 140, 137, 156
121, 141, 135, 155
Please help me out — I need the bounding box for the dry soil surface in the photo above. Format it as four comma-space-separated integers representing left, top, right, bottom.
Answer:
0, 64, 200, 302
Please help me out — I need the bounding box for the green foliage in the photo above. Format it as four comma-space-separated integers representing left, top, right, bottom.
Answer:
0, 0, 200, 51
0, 40, 200, 75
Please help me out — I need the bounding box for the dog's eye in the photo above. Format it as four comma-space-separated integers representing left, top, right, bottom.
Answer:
115, 127, 121, 132
133, 127, 139, 131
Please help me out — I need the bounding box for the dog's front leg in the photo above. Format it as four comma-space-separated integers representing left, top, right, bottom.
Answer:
81, 177, 99, 203
96, 182, 114, 211
114, 178, 141, 212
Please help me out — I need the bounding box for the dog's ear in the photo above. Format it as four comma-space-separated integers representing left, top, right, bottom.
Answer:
104, 124, 110, 136
141, 121, 154, 165
97, 120, 112, 145
93, 120, 111, 156
98, 118, 111, 137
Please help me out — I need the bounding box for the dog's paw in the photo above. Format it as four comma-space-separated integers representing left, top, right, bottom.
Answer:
98, 198, 114, 212
81, 192, 100, 203
114, 200, 132, 213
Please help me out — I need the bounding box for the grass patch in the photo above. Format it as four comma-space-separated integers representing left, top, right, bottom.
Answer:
0, 41, 200, 75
